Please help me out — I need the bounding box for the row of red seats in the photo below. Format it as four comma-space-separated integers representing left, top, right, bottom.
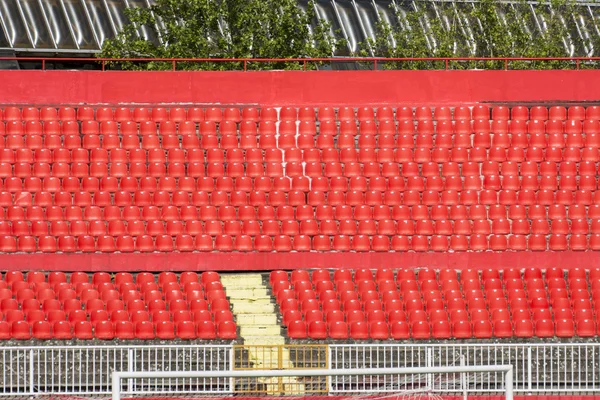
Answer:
284, 148, 600, 163
0, 149, 288, 163
278, 294, 599, 319
270, 267, 593, 284
7, 121, 600, 139
5, 161, 600, 181
16, 135, 600, 153
4, 175, 600, 195
11, 186, 600, 205
275, 279, 596, 306
4, 202, 600, 221
1, 107, 264, 124
4, 162, 600, 182
3, 105, 599, 123
280, 300, 599, 324
10, 190, 600, 210
0, 302, 233, 323
2, 270, 219, 286
286, 318, 588, 339
6, 218, 600, 236
276, 288, 597, 317
10, 132, 600, 155
9, 147, 600, 166
273, 270, 595, 300
0, 176, 302, 193
0, 319, 236, 340
2, 233, 600, 252
4, 214, 600, 233
0, 161, 288, 178
6, 119, 600, 137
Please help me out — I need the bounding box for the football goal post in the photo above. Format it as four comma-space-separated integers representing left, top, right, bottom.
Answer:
112, 365, 513, 400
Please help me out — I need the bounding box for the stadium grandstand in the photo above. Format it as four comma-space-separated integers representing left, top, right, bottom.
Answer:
0, 0, 600, 400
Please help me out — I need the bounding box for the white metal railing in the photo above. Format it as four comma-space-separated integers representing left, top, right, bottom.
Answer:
0, 344, 231, 396
329, 343, 600, 393
0, 343, 597, 396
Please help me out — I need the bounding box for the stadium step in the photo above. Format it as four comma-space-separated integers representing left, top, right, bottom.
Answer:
222, 273, 303, 394
240, 325, 282, 336
235, 314, 278, 325
221, 273, 283, 344
243, 335, 286, 345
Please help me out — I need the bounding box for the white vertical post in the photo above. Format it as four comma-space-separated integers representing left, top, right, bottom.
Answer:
112, 372, 121, 400
228, 347, 234, 394
527, 347, 532, 392
127, 348, 134, 394
326, 345, 333, 393
506, 366, 514, 400
29, 349, 34, 395
460, 355, 467, 400
426, 347, 433, 392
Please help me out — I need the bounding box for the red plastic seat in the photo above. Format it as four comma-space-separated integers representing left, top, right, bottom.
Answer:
514, 319, 534, 338
555, 319, 575, 338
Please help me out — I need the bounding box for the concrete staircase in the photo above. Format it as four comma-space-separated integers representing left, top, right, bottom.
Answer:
220, 273, 305, 395
220, 273, 284, 345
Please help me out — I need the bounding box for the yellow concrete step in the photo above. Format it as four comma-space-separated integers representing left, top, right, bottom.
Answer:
236, 314, 278, 325
232, 301, 275, 314
226, 288, 271, 299
240, 325, 281, 336
243, 336, 286, 345
221, 274, 264, 287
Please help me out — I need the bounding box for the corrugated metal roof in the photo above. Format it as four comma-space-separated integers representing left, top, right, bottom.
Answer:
0, 0, 599, 56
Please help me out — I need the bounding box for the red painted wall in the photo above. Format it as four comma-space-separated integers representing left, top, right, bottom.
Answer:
1, 251, 599, 272
0, 70, 599, 106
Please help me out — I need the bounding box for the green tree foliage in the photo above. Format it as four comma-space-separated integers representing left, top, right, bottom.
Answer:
100, 0, 339, 70
102, 0, 600, 71
361, 0, 600, 70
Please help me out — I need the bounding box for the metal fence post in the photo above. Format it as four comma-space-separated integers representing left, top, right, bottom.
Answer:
127, 348, 134, 394
229, 346, 234, 394
527, 347, 532, 392
460, 354, 467, 400
426, 347, 433, 391
327, 345, 333, 394
29, 349, 34, 395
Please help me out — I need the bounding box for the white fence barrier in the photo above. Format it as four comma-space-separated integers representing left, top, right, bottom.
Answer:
112, 365, 513, 400
0, 343, 597, 396
329, 343, 600, 393
0, 344, 231, 396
